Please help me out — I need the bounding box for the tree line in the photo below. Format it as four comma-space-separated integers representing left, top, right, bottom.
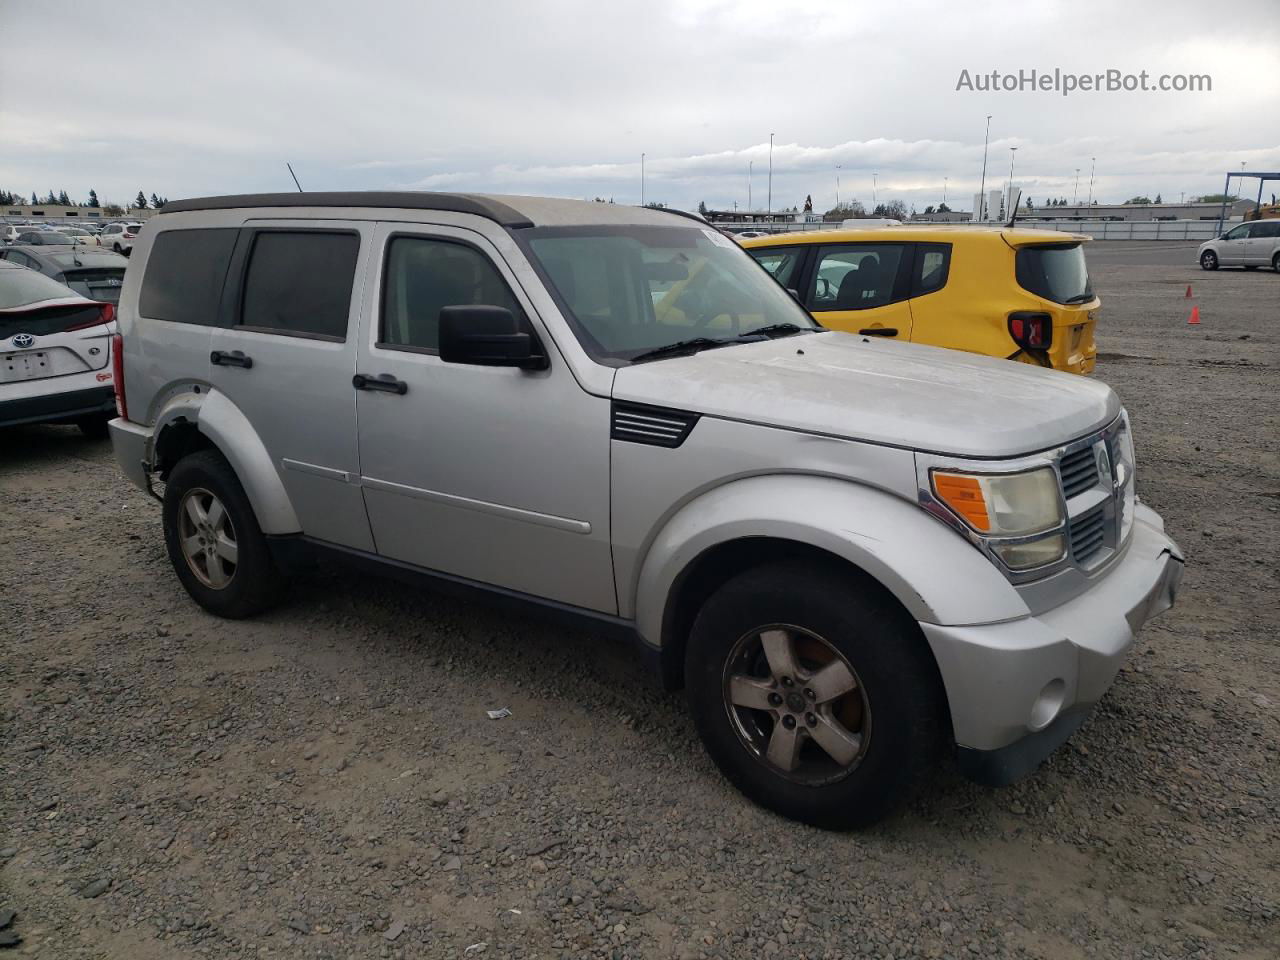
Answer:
0, 188, 169, 210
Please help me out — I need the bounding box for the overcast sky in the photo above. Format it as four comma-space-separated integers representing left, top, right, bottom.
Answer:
2, 0, 1277, 213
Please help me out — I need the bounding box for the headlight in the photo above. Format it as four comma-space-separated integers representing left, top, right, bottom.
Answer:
1113, 411, 1137, 542
932, 467, 1066, 570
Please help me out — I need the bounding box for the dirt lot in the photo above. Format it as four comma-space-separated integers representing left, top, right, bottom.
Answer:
2, 258, 1277, 960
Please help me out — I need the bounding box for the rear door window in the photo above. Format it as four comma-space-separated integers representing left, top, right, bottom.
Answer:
238, 231, 359, 340
808, 244, 909, 311
912, 243, 952, 296
139, 228, 238, 325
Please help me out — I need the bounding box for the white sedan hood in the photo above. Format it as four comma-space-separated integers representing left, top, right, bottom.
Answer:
611, 331, 1120, 459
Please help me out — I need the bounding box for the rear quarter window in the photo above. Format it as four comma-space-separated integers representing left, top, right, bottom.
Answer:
139, 228, 238, 325
1014, 243, 1094, 305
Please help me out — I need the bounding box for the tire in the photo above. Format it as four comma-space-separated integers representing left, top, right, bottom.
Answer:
162, 449, 285, 618
112, 242, 122, 254
1273, 252, 1280, 273
684, 561, 947, 829
1200, 250, 1218, 271
76, 415, 111, 440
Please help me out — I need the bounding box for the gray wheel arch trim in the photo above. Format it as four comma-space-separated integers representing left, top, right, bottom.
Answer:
631, 474, 1029, 648
152, 388, 301, 535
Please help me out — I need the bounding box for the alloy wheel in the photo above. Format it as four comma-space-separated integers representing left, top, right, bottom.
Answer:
177, 487, 238, 589
721, 625, 871, 785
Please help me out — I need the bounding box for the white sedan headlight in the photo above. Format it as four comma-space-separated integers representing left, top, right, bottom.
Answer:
931, 467, 1066, 570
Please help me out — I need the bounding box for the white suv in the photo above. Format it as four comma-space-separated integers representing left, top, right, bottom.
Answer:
0, 261, 118, 437
99, 221, 144, 255
1198, 219, 1280, 271
107, 192, 1183, 826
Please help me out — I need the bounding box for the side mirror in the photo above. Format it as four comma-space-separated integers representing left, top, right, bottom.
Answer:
438, 305, 548, 370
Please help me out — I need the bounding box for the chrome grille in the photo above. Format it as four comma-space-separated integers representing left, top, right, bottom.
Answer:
1068, 503, 1107, 563
1059, 445, 1098, 498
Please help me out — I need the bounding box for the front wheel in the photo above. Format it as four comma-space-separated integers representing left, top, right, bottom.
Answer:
162, 449, 285, 618
112, 242, 122, 254
684, 562, 947, 828
1200, 250, 1218, 271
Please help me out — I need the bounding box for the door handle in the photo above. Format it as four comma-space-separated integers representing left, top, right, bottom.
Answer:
858, 328, 898, 337
353, 373, 408, 395
210, 349, 253, 368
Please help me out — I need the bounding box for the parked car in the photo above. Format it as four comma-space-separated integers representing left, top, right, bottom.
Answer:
742, 226, 1101, 374
0, 260, 118, 437
52, 226, 99, 246
1, 225, 21, 245
99, 221, 144, 255
1198, 220, 1280, 272
108, 192, 1182, 827
14, 230, 75, 246
0, 246, 129, 303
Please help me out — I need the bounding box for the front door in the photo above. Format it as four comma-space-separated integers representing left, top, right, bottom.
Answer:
1219, 223, 1250, 265
353, 222, 615, 613
207, 219, 375, 551
802, 242, 913, 340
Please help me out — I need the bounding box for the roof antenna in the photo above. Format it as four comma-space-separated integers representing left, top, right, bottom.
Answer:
1006, 187, 1022, 228
286, 162, 304, 192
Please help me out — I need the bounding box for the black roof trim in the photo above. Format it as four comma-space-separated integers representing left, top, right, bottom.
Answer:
158, 192, 534, 228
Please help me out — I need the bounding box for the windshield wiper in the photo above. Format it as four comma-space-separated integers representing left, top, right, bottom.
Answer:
629, 337, 736, 364
740, 322, 810, 339
1063, 292, 1095, 304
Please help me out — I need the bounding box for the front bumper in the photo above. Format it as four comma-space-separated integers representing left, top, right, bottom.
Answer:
0, 385, 115, 428
921, 502, 1183, 785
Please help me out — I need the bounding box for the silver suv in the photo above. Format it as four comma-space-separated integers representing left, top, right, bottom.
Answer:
108, 192, 1183, 827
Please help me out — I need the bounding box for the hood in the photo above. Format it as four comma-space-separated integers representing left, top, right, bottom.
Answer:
611, 331, 1119, 459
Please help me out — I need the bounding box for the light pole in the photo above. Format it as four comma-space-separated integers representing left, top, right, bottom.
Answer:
1073, 168, 1080, 205
872, 173, 878, 206
1087, 156, 1096, 205
767, 133, 774, 214
943, 177, 948, 207
748, 160, 753, 211
835, 164, 841, 207
641, 152, 645, 207
978, 114, 992, 220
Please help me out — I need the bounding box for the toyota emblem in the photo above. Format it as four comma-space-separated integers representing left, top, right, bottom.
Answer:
11, 333, 35, 348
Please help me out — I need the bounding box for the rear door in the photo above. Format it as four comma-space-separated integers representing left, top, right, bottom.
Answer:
800, 242, 913, 340
1245, 220, 1278, 264
208, 220, 375, 551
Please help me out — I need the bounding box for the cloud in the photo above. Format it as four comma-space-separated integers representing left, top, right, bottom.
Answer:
0, 0, 1277, 210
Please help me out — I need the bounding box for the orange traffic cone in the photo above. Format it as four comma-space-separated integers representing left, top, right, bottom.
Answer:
1185, 284, 1193, 298
1187, 306, 1201, 325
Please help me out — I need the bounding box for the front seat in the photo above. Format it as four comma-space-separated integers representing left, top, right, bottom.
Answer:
835, 257, 880, 309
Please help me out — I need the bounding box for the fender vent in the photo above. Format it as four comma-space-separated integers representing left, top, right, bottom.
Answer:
611, 402, 699, 448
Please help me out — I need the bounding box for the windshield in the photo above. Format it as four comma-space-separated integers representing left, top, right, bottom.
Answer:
1015, 243, 1094, 304
523, 224, 819, 363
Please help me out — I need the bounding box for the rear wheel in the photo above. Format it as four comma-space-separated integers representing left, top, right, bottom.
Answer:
1273, 252, 1280, 273
684, 561, 946, 828
112, 242, 122, 254
76, 415, 110, 440
162, 449, 284, 618
1200, 250, 1218, 271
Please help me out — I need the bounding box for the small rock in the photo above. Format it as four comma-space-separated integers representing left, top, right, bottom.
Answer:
0, 910, 14, 930
443, 856, 461, 871
79, 879, 111, 899
1009, 801, 1026, 815
529, 858, 547, 874
0, 850, 15, 860
383, 920, 405, 941
1254, 694, 1272, 708
303, 747, 319, 760
0, 930, 20, 948
286, 917, 311, 935
1112, 802, 1125, 814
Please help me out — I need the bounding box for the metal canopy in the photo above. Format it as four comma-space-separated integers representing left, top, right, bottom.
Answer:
1215, 172, 1280, 234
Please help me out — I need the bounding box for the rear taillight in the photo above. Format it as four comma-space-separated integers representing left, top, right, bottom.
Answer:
111, 332, 127, 420
65, 302, 115, 331
1008, 311, 1053, 351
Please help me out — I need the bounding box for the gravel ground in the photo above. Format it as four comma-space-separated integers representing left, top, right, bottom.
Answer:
2, 259, 1277, 960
